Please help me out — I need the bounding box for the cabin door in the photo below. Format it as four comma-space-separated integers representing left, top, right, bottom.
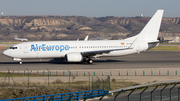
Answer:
23, 45, 28, 53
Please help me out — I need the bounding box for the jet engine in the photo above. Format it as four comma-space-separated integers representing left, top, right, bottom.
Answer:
65, 53, 83, 62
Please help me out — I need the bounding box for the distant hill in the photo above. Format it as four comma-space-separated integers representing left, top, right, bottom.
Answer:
0, 16, 180, 41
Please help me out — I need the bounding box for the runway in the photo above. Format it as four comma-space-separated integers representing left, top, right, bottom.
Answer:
1, 51, 180, 100
0, 51, 180, 71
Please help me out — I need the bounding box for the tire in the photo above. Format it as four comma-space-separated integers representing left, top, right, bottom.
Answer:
87, 59, 93, 64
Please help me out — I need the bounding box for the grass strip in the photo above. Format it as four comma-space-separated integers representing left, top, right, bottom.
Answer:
0, 72, 48, 77
150, 46, 180, 51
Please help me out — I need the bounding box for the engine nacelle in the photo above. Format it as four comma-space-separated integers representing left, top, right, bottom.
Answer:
65, 53, 83, 62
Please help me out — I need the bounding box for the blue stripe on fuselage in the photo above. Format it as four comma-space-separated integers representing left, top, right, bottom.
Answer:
30, 44, 69, 52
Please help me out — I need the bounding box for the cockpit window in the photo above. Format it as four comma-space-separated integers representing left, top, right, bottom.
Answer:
9, 47, 17, 49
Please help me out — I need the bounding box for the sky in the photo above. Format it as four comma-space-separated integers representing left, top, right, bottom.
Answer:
0, 0, 179, 17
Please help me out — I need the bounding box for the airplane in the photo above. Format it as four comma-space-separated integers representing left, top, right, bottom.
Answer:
14, 36, 28, 41
3, 10, 164, 64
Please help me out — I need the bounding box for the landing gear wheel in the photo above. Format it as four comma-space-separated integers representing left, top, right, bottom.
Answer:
87, 59, 93, 64
19, 61, 22, 65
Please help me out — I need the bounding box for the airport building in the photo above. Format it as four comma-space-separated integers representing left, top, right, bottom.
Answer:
163, 36, 180, 43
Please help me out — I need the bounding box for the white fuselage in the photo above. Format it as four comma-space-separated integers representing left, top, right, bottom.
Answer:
3, 40, 149, 60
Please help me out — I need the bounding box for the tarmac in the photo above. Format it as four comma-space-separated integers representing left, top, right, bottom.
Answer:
0, 51, 180, 84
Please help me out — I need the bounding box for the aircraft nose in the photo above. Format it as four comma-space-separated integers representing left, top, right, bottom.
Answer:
3, 50, 9, 56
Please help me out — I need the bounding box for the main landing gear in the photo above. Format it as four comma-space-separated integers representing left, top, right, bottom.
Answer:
87, 59, 93, 64
19, 61, 22, 65
83, 58, 93, 64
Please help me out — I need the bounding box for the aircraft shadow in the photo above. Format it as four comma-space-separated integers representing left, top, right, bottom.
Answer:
0, 61, 48, 64
93, 59, 125, 62
0, 59, 126, 65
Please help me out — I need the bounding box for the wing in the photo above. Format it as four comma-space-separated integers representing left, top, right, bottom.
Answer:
81, 38, 137, 57
81, 48, 129, 57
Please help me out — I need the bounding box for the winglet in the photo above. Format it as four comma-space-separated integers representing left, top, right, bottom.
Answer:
84, 35, 89, 41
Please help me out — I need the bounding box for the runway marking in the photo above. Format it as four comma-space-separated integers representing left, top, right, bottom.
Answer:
69, 67, 80, 69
